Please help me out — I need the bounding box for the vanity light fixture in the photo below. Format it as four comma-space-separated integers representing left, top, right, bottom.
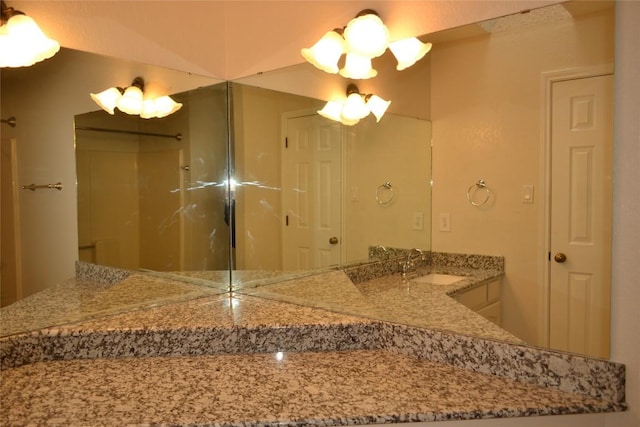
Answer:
302, 9, 432, 78
318, 83, 390, 126
300, 29, 346, 74
388, 37, 432, 71
0, 0, 60, 68
90, 77, 183, 119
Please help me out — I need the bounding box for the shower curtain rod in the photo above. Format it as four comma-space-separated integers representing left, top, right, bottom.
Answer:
75, 125, 182, 141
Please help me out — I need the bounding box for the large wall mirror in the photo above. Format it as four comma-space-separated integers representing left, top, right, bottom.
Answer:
74, 83, 230, 284
0, 1, 615, 360
228, 0, 615, 357
1, 48, 230, 335
230, 82, 432, 285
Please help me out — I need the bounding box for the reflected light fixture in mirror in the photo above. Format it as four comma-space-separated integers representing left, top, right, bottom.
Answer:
0, 0, 60, 68
302, 9, 431, 79
90, 76, 183, 119
318, 83, 390, 125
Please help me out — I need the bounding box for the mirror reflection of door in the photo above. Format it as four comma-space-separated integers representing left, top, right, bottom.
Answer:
549, 73, 613, 359
282, 113, 343, 270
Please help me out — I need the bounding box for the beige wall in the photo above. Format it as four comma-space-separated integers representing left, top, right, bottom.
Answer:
430, 8, 614, 346
345, 115, 432, 260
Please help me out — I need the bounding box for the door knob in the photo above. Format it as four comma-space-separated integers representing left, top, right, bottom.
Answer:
329, 237, 339, 245
554, 252, 567, 263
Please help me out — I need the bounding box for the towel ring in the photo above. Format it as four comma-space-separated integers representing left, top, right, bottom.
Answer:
467, 179, 491, 206
376, 181, 395, 205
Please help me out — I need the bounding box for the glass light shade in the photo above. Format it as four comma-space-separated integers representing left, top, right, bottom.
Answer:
341, 93, 369, 122
153, 96, 183, 118
140, 99, 158, 119
0, 32, 22, 68
366, 95, 391, 122
117, 85, 144, 115
90, 87, 122, 115
339, 53, 377, 79
1, 14, 60, 67
343, 13, 390, 58
301, 31, 346, 74
317, 100, 344, 122
339, 116, 360, 126
388, 37, 432, 71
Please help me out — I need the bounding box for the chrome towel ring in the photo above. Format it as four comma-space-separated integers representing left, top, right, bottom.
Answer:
376, 181, 395, 205
467, 179, 491, 206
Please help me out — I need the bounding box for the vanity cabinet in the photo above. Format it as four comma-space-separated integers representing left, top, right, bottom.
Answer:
454, 279, 501, 326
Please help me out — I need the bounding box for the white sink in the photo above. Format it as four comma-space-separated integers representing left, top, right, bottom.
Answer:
412, 273, 466, 285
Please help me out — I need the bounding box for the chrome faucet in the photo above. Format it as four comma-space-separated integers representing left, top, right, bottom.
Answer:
401, 248, 423, 278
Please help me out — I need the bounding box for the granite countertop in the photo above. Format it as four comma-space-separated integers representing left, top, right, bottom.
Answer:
244, 268, 518, 342
0, 263, 628, 426
0, 273, 225, 337
1, 349, 623, 426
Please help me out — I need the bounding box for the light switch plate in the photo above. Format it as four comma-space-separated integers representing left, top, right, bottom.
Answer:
412, 212, 424, 230
439, 213, 451, 232
523, 185, 534, 203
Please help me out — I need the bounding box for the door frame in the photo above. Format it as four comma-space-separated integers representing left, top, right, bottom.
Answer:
280, 109, 347, 269
1, 137, 23, 306
538, 64, 614, 348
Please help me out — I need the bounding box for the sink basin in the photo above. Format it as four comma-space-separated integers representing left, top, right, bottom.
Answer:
412, 273, 466, 285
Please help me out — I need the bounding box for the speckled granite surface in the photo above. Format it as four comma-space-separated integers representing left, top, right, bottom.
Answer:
0, 258, 628, 426
381, 323, 625, 403
1, 350, 624, 427
244, 269, 516, 342
1, 293, 379, 368
0, 273, 223, 337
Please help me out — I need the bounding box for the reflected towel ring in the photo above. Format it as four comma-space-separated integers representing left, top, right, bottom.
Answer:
376, 181, 395, 205
467, 179, 491, 206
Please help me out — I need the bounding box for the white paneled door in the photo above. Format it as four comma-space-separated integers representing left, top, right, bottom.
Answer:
282, 114, 343, 270
549, 74, 613, 359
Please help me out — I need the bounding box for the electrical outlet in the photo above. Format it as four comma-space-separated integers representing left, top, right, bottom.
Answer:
439, 213, 451, 232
